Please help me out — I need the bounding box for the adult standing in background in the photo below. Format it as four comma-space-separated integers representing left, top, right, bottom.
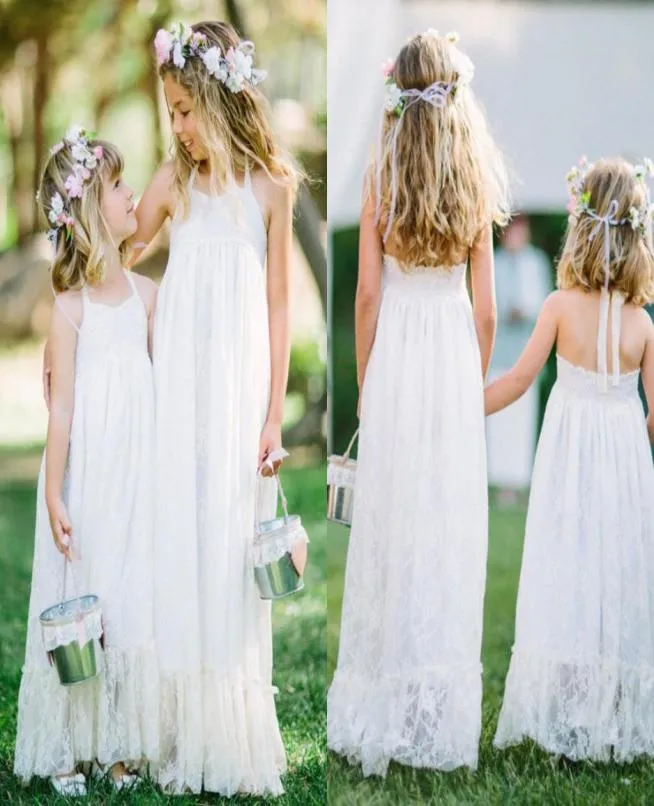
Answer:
486, 214, 552, 504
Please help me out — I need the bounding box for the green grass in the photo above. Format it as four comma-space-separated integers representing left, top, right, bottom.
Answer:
327, 507, 654, 805
0, 449, 326, 805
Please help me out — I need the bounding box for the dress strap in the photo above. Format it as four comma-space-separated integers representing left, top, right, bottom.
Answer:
54, 295, 81, 333
610, 292, 624, 387
123, 268, 138, 298
597, 289, 623, 391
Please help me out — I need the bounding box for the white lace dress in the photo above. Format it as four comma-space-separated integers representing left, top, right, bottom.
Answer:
328, 257, 488, 776
152, 173, 284, 795
14, 272, 159, 781
495, 290, 654, 761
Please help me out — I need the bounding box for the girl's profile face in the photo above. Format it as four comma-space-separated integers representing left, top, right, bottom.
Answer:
100, 171, 136, 244
163, 74, 208, 162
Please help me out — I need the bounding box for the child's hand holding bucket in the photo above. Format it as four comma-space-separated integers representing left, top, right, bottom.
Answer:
47, 499, 74, 560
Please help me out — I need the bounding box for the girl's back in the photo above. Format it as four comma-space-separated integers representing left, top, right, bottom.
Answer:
329, 30, 508, 778
556, 287, 650, 377
493, 157, 654, 762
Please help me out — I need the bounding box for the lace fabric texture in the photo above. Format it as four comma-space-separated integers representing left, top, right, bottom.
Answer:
253, 519, 309, 567
41, 607, 103, 651
151, 176, 286, 796
14, 276, 160, 779
495, 308, 654, 760
328, 257, 488, 776
327, 458, 357, 488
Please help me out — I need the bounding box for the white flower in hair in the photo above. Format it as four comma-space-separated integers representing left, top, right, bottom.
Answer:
644, 157, 654, 177
384, 82, 403, 115
451, 47, 475, 86
71, 140, 89, 163
65, 124, 84, 144
446, 32, 460, 43
424, 28, 439, 38
172, 40, 185, 69
628, 206, 641, 230
48, 192, 64, 223
202, 46, 228, 81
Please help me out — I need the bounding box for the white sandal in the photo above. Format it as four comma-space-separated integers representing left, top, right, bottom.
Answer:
50, 772, 87, 797
91, 760, 141, 791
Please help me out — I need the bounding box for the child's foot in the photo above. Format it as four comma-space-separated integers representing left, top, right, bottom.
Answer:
50, 771, 87, 797
92, 760, 141, 791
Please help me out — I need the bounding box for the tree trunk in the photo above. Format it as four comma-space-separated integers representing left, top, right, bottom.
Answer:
32, 34, 48, 228
224, 0, 246, 37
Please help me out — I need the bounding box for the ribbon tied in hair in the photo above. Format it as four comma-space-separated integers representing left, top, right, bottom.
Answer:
375, 81, 456, 243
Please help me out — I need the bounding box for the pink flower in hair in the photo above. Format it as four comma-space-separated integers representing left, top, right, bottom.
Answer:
65, 173, 84, 199
50, 141, 64, 156
154, 28, 174, 65
566, 198, 576, 214
382, 58, 395, 79
93, 146, 104, 160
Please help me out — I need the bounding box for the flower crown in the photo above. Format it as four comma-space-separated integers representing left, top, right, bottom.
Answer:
154, 22, 266, 94
566, 155, 654, 235
382, 30, 474, 117
43, 125, 104, 248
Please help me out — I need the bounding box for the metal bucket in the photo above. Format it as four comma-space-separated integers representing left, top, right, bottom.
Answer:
40, 560, 103, 686
254, 464, 308, 600
327, 428, 358, 527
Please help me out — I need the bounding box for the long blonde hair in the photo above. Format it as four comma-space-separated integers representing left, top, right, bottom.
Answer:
557, 158, 654, 305
38, 140, 128, 293
159, 20, 301, 216
371, 31, 510, 269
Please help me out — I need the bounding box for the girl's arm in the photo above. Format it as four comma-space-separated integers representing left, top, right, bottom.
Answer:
258, 179, 293, 467
470, 224, 497, 381
641, 314, 654, 442
485, 292, 560, 416
127, 163, 175, 268
355, 192, 383, 394
45, 299, 79, 558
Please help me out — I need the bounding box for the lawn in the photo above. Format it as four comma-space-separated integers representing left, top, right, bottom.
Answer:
0, 446, 326, 805
327, 507, 654, 806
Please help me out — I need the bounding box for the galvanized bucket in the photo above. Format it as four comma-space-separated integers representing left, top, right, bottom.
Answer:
254, 457, 308, 600
40, 560, 103, 687
327, 428, 358, 527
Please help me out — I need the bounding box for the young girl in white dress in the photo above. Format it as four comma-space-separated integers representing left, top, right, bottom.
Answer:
488, 157, 654, 761
15, 128, 159, 796
328, 30, 510, 776
130, 21, 298, 796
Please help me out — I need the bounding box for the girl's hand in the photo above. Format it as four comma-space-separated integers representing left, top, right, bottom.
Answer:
43, 340, 52, 410
258, 420, 283, 477
47, 499, 73, 560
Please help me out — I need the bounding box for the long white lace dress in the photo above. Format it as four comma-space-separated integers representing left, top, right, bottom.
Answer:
152, 172, 284, 795
14, 272, 159, 781
495, 290, 654, 761
328, 256, 488, 776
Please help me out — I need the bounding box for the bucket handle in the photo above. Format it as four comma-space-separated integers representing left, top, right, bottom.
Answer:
61, 554, 79, 603
339, 428, 359, 464
256, 450, 290, 528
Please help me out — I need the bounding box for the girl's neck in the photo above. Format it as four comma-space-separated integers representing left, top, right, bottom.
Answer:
98, 247, 124, 286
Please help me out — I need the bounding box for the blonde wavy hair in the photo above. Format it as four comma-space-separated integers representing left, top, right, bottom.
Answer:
38, 140, 129, 293
159, 20, 301, 216
370, 31, 510, 269
557, 158, 654, 305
